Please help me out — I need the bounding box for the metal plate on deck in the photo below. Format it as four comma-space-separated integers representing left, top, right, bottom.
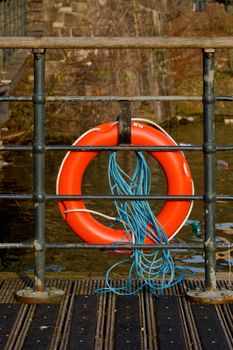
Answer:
67, 295, 98, 350
154, 296, 187, 350
115, 295, 141, 350
0, 304, 21, 348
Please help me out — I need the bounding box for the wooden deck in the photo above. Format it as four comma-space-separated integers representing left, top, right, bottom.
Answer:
0, 278, 232, 350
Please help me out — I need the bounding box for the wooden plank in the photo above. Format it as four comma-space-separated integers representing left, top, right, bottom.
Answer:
0, 37, 232, 49
49, 280, 73, 350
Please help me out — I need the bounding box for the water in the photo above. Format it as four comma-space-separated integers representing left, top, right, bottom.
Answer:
0, 121, 232, 277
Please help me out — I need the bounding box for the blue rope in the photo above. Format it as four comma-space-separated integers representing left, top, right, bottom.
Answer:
96, 151, 193, 295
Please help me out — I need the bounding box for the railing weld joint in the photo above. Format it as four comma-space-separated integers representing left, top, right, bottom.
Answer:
33, 94, 46, 104
33, 192, 46, 203
33, 144, 45, 153
204, 192, 216, 203
203, 142, 216, 153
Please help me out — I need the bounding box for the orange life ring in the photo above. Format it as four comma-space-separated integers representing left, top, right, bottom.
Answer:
56, 121, 194, 244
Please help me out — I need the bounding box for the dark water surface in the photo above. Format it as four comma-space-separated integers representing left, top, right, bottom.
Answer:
0, 121, 232, 277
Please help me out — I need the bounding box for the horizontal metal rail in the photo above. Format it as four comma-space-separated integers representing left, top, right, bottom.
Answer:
0, 194, 203, 200
0, 242, 232, 250
0, 95, 233, 102
1, 194, 233, 201
1, 36, 233, 49
1, 145, 233, 152
1, 145, 203, 151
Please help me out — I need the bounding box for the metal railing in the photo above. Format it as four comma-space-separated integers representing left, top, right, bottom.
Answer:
0, 37, 233, 303
194, 0, 208, 12
0, 0, 26, 68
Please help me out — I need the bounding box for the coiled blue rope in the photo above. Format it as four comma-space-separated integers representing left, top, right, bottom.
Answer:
96, 151, 193, 295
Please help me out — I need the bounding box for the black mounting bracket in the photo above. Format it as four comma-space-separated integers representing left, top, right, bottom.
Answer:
117, 101, 131, 144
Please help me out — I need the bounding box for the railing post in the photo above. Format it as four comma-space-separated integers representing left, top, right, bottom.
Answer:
16, 49, 64, 303
187, 49, 233, 304
203, 49, 216, 291
33, 48, 46, 292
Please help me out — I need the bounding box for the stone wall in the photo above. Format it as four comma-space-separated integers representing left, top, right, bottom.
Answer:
4, 0, 174, 139
43, 1, 167, 37
26, 0, 45, 36
0, 0, 45, 125
40, 0, 173, 137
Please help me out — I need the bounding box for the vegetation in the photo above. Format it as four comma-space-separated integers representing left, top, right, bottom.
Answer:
217, 0, 233, 6
165, 2, 233, 118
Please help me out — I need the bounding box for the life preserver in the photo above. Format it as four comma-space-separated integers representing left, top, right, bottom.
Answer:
56, 121, 194, 245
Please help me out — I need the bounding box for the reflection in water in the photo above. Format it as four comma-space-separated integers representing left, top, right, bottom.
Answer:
0, 122, 232, 276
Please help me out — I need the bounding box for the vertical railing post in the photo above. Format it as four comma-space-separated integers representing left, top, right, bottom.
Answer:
203, 48, 216, 291
187, 48, 233, 303
16, 48, 64, 303
33, 48, 46, 292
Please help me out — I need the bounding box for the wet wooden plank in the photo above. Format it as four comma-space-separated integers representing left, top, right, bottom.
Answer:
4, 305, 35, 350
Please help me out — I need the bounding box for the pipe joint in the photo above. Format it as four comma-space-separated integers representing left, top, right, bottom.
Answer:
33, 94, 46, 104
202, 94, 215, 104
33, 144, 45, 153
33, 48, 46, 57
33, 192, 46, 203
203, 142, 216, 153
204, 192, 216, 202
204, 239, 216, 252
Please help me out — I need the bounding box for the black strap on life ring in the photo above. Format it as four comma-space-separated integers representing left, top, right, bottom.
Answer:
117, 100, 131, 144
